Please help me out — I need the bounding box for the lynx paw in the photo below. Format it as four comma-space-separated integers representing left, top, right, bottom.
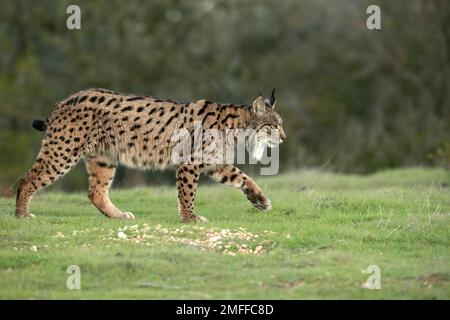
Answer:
118, 212, 135, 220
254, 196, 272, 211
16, 212, 36, 219
243, 188, 272, 211
183, 214, 208, 223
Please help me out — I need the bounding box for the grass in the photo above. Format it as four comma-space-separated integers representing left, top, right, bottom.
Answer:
0, 167, 449, 299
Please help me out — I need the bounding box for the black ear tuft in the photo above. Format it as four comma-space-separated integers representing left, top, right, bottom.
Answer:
269, 87, 276, 106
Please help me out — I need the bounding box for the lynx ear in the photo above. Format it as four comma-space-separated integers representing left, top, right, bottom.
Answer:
263, 88, 277, 109
269, 87, 276, 109
252, 96, 266, 115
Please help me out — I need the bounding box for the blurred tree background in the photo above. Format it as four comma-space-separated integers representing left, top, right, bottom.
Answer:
0, 0, 449, 194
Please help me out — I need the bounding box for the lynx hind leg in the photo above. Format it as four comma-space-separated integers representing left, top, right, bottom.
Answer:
176, 164, 207, 223
207, 165, 272, 211
85, 155, 134, 219
16, 141, 81, 217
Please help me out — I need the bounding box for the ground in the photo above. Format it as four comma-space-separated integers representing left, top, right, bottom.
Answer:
0, 167, 449, 299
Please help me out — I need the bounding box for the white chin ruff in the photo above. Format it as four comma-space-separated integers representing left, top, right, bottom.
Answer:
252, 141, 267, 161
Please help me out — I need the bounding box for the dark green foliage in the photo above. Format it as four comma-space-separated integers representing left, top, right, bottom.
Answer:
0, 0, 449, 191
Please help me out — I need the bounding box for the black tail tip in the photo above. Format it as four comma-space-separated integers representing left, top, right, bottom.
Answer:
32, 119, 47, 131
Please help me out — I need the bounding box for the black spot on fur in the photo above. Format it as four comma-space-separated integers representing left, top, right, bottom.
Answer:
106, 98, 116, 106
78, 95, 88, 103
121, 106, 133, 112
197, 102, 209, 116
126, 96, 145, 102
202, 112, 216, 124
221, 114, 239, 124
165, 114, 177, 127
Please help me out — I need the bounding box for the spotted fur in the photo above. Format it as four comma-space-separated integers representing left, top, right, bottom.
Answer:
16, 88, 286, 222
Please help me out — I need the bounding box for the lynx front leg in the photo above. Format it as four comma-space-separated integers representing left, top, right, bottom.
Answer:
85, 155, 135, 219
176, 164, 207, 223
207, 164, 271, 211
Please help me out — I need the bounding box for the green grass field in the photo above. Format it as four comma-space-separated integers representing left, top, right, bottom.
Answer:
0, 168, 449, 299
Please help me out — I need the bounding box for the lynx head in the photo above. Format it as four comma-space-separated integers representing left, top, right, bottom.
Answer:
249, 88, 286, 160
